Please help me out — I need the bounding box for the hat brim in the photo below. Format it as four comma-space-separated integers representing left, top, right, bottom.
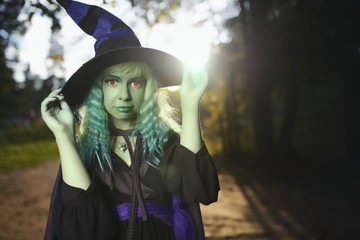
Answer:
60, 47, 183, 108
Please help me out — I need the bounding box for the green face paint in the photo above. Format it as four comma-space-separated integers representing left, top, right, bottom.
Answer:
101, 63, 146, 129
116, 106, 134, 113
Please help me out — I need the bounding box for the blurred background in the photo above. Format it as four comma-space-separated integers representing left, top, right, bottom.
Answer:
0, 0, 359, 239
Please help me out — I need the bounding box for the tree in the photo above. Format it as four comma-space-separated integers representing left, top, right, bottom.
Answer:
222, 0, 360, 165
0, 0, 26, 123
237, 0, 275, 159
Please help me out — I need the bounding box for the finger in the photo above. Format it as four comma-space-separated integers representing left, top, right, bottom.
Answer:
47, 95, 68, 111
41, 96, 57, 111
59, 99, 71, 111
41, 95, 62, 113
47, 94, 65, 111
43, 89, 62, 107
43, 98, 59, 112
47, 88, 62, 98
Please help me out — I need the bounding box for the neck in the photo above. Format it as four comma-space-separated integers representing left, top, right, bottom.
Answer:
110, 118, 137, 130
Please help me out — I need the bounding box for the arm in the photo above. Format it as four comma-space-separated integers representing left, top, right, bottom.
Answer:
161, 67, 219, 203
161, 68, 219, 203
41, 89, 90, 190
180, 66, 208, 153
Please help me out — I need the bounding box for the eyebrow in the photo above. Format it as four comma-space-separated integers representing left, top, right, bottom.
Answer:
129, 76, 146, 82
103, 74, 121, 79
103, 74, 145, 81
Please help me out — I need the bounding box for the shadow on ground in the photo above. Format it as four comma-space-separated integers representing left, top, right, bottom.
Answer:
1, 154, 359, 240
223, 153, 360, 240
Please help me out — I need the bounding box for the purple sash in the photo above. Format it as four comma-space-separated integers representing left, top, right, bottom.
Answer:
116, 196, 195, 240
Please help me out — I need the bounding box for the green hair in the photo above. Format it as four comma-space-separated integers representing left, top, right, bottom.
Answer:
76, 62, 180, 171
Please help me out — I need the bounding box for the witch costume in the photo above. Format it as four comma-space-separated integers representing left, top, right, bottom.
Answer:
44, 1, 220, 240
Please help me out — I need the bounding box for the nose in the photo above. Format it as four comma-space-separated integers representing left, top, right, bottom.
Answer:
119, 85, 131, 101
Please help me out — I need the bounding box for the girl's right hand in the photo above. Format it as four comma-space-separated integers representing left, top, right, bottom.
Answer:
41, 89, 75, 138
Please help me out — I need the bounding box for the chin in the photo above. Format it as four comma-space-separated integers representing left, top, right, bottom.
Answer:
114, 113, 137, 121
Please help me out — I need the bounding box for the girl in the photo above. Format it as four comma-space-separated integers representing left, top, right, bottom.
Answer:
42, 1, 219, 239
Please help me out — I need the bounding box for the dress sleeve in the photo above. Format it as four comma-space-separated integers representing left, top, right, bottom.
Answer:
159, 134, 220, 205
51, 176, 119, 240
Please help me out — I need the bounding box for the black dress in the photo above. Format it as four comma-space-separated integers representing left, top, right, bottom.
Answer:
44, 132, 220, 240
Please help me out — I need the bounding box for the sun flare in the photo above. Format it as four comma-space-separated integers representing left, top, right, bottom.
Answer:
146, 21, 216, 71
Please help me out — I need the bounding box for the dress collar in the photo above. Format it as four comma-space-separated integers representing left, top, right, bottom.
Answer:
111, 127, 136, 136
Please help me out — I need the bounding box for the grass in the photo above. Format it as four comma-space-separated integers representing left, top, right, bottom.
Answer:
0, 140, 58, 173
0, 122, 58, 173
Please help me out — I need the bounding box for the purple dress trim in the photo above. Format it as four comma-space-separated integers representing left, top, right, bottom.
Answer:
116, 196, 195, 240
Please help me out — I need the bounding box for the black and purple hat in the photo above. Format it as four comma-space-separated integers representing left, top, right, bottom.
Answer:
57, 0, 183, 107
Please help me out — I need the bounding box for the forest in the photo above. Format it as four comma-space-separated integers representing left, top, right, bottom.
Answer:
1, 0, 359, 163
0, 0, 360, 239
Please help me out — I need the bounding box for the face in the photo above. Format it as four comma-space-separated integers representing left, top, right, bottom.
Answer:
101, 63, 147, 129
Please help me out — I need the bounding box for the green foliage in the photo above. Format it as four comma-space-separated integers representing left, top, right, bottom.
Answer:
0, 122, 54, 144
0, 1, 25, 116
24, 0, 62, 30
0, 122, 57, 173
0, 44, 17, 116
0, 140, 58, 173
0, 1, 26, 44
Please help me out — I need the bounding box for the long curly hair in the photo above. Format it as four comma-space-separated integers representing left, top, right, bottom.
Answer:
76, 62, 180, 171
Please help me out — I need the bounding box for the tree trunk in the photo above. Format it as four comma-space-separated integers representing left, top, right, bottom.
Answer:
223, 68, 240, 155
240, 0, 275, 159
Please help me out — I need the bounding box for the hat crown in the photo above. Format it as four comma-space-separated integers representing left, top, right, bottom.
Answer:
57, 0, 141, 56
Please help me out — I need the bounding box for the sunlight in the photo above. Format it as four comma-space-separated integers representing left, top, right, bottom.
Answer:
147, 21, 215, 72
164, 86, 181, 92
147, 21, 214, 91
14, 0, 240, 82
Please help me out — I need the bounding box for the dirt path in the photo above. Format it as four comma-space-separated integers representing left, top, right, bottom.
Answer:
0, 160, 318, 240
0, 161, 58, 240
201, 173, 317, 240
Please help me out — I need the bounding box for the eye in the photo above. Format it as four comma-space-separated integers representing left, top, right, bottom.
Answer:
129, 78, 145, 88
104, 79, 119, 87
130, 81, 143, 87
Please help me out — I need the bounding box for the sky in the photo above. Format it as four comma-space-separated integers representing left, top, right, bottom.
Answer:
13, 0, 239, 82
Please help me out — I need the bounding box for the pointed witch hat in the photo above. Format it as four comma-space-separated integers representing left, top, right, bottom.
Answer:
56, 0, 183, 107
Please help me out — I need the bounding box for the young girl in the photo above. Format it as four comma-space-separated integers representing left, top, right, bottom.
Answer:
42, 1, 219, 239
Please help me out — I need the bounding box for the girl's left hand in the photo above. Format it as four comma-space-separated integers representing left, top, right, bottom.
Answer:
180, 65, 208, 107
